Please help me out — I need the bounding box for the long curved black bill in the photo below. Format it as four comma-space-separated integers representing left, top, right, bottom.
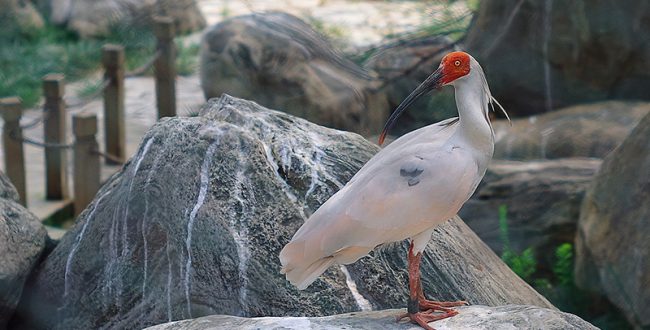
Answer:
378, 67, 444, 145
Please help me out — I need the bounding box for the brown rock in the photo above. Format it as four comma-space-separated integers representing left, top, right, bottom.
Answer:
0, 171, 48, 328
49, 0, 206, 37
575, 112, 650, 328
200, 12, 388, 136
0, 0, 45, 33
459, 159, 601, 273
466, 0, 650, 116
492, 101, 650, 160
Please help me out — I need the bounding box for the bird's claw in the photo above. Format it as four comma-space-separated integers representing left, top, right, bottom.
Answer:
397, 309, 459, 330
419, 299, 469, 310
396, 299, 467, 329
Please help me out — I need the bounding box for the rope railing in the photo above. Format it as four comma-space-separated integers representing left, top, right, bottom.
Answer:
66, 78, 111, 109
10, 131, 73, 149
18, 109, 48, 130
8, 130, 123, 164
91, 147, 125, 165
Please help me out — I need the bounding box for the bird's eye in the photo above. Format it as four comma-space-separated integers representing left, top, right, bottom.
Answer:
454, 60, 461, 67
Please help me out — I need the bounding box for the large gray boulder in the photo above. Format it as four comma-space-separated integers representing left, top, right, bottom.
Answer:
466, 0, 650, 116
0, 170, 48, 328
493, 101, 650, 160
200, 12, 388, 136
22, 95, 551, 329
575, 112, 650, 329
460, 158, 601, 272
145, 305, 596, 330
49, 0, 206, 37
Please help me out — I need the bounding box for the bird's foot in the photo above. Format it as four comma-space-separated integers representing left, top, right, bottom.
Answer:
418, 299, 468, 311
396, 309, 459, 330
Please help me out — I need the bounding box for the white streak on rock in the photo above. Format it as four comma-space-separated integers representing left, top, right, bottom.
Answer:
228, 165, 252, 314
261, 142, 298, 203
184, 141, 218, 318
141, 139, 163, 308
63, 190, 112, 304
339, 265, 373, 312
123, 138, 155, 255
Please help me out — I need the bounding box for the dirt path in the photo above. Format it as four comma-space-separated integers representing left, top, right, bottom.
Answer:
198, 0, 467, 52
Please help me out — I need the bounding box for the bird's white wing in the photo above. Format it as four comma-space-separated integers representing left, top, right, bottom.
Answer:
380, 117, 459, 154
279, 119, 480, 289
347, 117, 459, 187
287, 138, 480, 262
329, 142, 479, 246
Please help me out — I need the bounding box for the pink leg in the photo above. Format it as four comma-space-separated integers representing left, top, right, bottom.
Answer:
396, 241, 465, 330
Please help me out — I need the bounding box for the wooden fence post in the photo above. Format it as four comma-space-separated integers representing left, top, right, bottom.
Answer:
102, 44, 126, 165
1, 97, 27, 206
43, 74, 69, 200
73, 113, 100, 217
153, 16, 176, 119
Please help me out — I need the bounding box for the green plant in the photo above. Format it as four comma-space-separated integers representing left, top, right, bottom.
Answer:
76, 77, 107, 99
175, 41, 200, 76
553, 242, 573, 286
495, 204, 632, 329
498, 204, 510, 250
498, 204, 537, 281
502, 247, 537, 281
0, 18, 157, 107
220, 5, 231, 19
105, 20, 156, 72
305, 16, 347, 51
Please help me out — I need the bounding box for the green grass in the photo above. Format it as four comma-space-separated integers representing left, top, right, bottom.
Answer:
498, 204, 537, 281
75, 78, 108, 99
306, 16, 348, 51
175, 41, 200, 76
0, 18, 157, 108
0, 25, 92, 106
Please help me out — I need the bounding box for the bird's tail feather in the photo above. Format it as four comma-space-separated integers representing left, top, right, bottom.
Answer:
284, 256, 336, 290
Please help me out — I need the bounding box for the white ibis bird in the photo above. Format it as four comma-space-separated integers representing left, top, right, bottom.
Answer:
279, 51, 509, 329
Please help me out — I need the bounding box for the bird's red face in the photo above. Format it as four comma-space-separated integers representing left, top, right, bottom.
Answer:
378, 51, 473, 145
440, 51, 471, 85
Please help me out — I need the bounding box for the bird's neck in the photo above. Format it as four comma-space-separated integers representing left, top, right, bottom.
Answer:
452, 74, 494, 155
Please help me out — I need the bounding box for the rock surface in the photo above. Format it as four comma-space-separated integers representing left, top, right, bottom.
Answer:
145, 305, 596, 330
575, 112, 650, 328
0, 170, 48, 328
363, 36, 458, 134
200, 12, 388, 136
460, 158, 601, 272
0, 169, 20, 201
22, 95, 551, 329
493, 101, 650, 160
0, 0, 44, 34
466, 0, 650, 115
49, 0, 206, 37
